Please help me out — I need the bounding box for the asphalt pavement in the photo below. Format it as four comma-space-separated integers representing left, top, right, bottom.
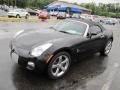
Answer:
0, 21, 120, 90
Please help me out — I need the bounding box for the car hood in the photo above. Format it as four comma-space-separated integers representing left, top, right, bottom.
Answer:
13, 29, 81, 50
8, 11, 17, 13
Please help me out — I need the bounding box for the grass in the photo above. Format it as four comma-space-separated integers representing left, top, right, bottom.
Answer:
0, 17, 59, 22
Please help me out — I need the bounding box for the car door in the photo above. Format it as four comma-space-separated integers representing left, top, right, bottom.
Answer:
67, 21, 91, 56
87, 25, 106, 53
73, 24, 106, 58
20, 9, 26, 17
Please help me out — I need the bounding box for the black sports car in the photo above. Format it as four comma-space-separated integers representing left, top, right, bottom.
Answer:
10, 19, 113, 79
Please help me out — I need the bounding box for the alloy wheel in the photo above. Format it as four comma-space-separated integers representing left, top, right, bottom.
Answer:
51, 55, 69, 77
105, 41, 112, 55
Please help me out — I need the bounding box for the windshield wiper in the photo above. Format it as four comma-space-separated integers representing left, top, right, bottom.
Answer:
59, 30, 70, 34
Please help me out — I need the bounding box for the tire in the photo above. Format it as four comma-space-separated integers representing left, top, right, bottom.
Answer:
100, 39, 113, 56
8, 16, 12, 18
16, 14, 20, 18
47, 52, 71, 79
25, 14, 29, 19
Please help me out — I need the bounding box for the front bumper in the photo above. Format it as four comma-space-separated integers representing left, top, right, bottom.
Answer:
11, 52, 47, 72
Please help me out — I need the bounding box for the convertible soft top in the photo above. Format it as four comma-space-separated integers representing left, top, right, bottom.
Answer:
67, 18, 95, 25
67, 18, 105, 30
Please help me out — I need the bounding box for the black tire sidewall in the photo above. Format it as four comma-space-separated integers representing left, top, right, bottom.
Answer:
25, 14, 29, 19
16, 14, 20, 18
47, 52, 71, 79
101, 40, 112, 56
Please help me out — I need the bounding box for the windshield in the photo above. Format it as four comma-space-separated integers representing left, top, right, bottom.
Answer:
11, 9, 22, 12
52, 20, 87, 35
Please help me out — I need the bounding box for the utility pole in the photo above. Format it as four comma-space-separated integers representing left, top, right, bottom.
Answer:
15, 0, 16, 6
8, 0, 10, 6
114, 0, 116, 13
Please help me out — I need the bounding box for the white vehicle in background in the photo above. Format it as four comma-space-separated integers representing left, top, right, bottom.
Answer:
72, 13, 80, 19
8, 9, 29, 18
49, 11, 58, 16
57, 12, 66, 19
80, 14, 93, 20
103, 18, 119, 25
80, 14, 100, 21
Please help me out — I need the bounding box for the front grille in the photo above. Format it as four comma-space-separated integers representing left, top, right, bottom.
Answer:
18, 56, 46, 72
18, 57, 28, 67
18, 57, 36, 67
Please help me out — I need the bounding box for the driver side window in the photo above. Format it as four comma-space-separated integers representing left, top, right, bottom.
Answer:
89, 25, 102, 35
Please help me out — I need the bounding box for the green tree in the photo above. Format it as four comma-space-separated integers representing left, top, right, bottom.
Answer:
81, 3, 120, 18
0, 0, 55, 9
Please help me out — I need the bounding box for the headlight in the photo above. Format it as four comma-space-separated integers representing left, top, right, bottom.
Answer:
14, 30, 24, 38
31, 43, 53, 57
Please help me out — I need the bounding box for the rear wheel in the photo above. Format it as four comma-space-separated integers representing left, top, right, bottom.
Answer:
25, 14, 29, 19
47, 52, 71, 79
8, 16, 12, 18
16, 14, 20, 18
100, 40, 112, 56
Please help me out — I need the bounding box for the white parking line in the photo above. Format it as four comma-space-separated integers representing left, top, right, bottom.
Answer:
101, 63, 119, 90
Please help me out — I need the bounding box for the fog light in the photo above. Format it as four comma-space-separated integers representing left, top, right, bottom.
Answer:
26, 61, 35, 70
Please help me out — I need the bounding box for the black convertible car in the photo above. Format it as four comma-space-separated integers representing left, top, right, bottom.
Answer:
10, 19, 113, 79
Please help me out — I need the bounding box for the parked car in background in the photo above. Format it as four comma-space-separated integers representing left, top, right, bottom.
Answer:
80, 14, 91, 20
104, 18, 118, 25
38, 11, 50, 19
80, 14, 97, 21
8, 9, 29, 18
26, 8, 39, 16
49, 11, 59, 16
66, 13, 71, 18
0, 9, 7, 17
57, 12, 66, 19
105, 19, 116, 25
72, 13, 80, 19
0, 4, 9, 11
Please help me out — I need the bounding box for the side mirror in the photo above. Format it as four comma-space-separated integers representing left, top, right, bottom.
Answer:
87, 32, 92, 38
87, 32, 97, 38
91, 32, 97, 36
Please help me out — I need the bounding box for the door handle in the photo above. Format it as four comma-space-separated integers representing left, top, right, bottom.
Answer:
100, 35, 105, 38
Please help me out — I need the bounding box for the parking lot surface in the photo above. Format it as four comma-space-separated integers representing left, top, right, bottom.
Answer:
0, 21, 120, 90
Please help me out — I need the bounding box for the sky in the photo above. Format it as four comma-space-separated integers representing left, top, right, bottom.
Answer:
59, 0, 120, 4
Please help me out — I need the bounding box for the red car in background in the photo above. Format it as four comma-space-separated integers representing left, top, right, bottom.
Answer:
38, 11, 50, 19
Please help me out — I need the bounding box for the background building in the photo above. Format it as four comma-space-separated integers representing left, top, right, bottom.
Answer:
47, 1, 92, 14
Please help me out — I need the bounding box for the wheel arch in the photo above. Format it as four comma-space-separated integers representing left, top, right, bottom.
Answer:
53, 47, 73, 58
45, 47, 74, 65
16, 14, 20, 17
109, 37, 113, 41
47, 47, 73, 79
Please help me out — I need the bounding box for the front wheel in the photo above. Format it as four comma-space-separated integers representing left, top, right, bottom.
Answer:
8, 16, 12, 18
100, 40, 113, 56
47, 52, 71, 79
16, 14, 20, 18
